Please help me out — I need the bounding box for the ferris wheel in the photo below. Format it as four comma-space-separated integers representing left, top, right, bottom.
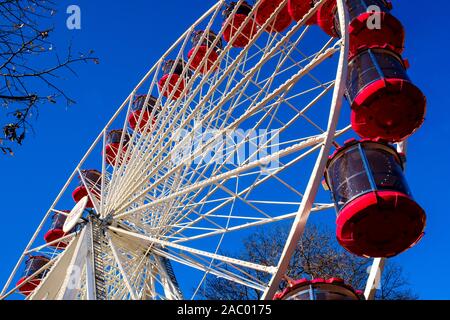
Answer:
1, 0, 427, 301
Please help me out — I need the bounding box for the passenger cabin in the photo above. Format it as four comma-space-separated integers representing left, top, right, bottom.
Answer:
16, 256, 49, 296
222, 1, 256, 48
288, 0, 320, 25
128, 95, 160, 132
324, 139, 426, 258
346, 48, 426, 142
188, 30, 223, 74
72, 169, 102, 209
44, 211, 72, 248
274, 278, 362, 300
317, 0, 405, 59
255, 0, 293, 33
104, 129, 130, 166
158, 59, 190, 100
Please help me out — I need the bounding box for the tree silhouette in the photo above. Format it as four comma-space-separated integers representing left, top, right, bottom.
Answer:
0, 0, 98, 155
198, 224, 418, 300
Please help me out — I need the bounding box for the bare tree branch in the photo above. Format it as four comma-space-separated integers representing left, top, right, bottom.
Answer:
198, 225, 418, 300
0, 0, 98, 153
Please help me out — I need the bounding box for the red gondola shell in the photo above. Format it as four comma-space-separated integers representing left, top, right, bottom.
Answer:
317, 0, 338, 37
223, 2, 257, 48
16, 256, 49, 296
317, 0, 405, 59
187, 30, 222, 74
288, 0, 319, 25
44, 211, 71, 249
348, 10, 404, 60
255, 0, 293, 33
128, 95, 160, 132
274, 278, 362, 300
188, 46, 220, 73
72, 169, 102, 208
158, 74, 186, 100
346, 49, 426, 142
223, 14, 256, 47
104, 130, 130, 166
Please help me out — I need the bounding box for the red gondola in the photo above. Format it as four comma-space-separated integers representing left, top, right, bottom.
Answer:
72, 169, 102, 208
288, 0, 320, 25
274, 278, 362, 300
104, 129, 130, 166
44, 211, 72, 248
222, 1, 257, 48
158, 59, 189, 100
346, 48, 426, 142
16, 256, 49, 296
318, 0, 404, 59
128, 95, 160, 132
255, 0, 292, 33
324, 139, 426, 258
188, 30, 222, 74
316, 0, 338, 36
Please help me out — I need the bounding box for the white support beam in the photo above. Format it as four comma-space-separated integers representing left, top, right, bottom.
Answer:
154, 256, 183, 300
109, 226, 276, 274
85, 223, 97, 300
364, 258, 386, 300
107, 232, 139, 300
261, 0, 350, 300
57, 224, 91, 300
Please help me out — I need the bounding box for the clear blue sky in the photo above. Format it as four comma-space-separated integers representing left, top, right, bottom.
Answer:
0, 0, 449, 299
